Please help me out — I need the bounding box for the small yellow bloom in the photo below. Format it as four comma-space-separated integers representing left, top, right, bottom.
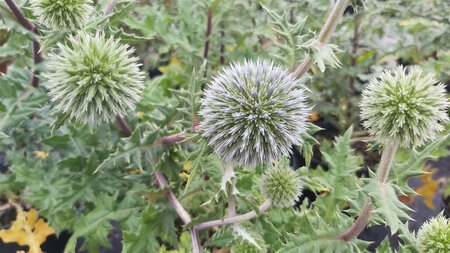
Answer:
158, 56, 181, 74
136, 111, 144, 119
183, 161, 192, 171
34, 151, 49, 159
225, 44, 235, 52
179, 172, 190, 180
128, 168, 144, 175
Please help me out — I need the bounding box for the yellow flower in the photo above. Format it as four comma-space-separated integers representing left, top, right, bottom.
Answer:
136, 111, 145, 119
183, 161, 192, 171
179, 172, 190, 180
34, 151, 49, 159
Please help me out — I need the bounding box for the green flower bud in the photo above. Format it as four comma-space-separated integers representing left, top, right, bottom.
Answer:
30, 0, 93, 31
417, 214, 450, 253
45, 32, 145, 126
260, 163, 303, 208
360, 66, 449, 148
199, 60, 310, 167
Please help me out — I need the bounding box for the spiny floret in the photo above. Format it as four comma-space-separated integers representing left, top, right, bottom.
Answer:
417, 214, 450, 253
30, 0, 93, 30
45, 32, 145, 126
199, 60, 309, 167
360, 66, 449, 148
260, 163, 303, 208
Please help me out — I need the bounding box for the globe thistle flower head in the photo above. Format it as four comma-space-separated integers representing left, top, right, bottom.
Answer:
416, 214, 450, 253
45, 32, 145, 126
199, 60, 310, 167
360, 66, 449, 148
30, 0, 93, 31
260, 163, 303, 208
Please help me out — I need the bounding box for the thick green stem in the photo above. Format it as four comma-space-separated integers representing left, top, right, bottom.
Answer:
337, 139, 400, 241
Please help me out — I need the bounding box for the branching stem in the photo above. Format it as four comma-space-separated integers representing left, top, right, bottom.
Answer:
203, 8, 213, 78
5, 0, 42, 87
292, 0, 349, 79
337, 139, 400, 241
154, 171, 192, 225
194, 199, 272, 230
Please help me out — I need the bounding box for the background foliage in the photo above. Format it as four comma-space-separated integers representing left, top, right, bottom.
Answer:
0, 0, 449, 252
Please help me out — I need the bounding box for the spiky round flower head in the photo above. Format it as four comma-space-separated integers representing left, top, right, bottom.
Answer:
416, 214, 450, 253
199, 60, 309, 167
45, 32, 145, 126
30, 0, 93, 31
360, 66, 449, 148
230, 232, 267, 253
260, 164, 303, 208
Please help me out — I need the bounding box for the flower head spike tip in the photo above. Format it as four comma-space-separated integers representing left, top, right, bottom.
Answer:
360, 66, 449, 148
260, 163, 303, 208
416, 214, 450, 253
30, 0, 93, 30
45, 32, 145, 126
199, 60, 310, 167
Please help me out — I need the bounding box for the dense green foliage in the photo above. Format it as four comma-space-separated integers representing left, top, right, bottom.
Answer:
0, 0, 449, 252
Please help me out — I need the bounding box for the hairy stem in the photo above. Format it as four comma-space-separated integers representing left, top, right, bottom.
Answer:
203, 8, 213, 78
220, 22, 225, 65
189, 227, 202, 253
228, 191, 237, 217
115, 115, 132, 136
194, 199, 272, 231
337, 139, 400, 241
154, 171, 192, 224
292, 0, 349, 79
104, 0, 117, 16
5, 0, 42, 88
227, 165, 237, 220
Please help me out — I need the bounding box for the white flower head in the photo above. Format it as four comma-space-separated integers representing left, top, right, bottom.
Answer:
199, 60, 310, 167
417, 214, 450, 253
30, 0, 93, 31
45, 32, 145, 126
260, 163, 303, 208
360, 66, 449, 148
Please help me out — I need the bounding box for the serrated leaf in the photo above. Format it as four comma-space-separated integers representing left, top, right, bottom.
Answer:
363, 179, 413, 234
206, 227, 234, 247
391, 134, 449, 194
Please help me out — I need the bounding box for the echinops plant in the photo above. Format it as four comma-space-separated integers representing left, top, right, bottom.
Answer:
360, 65, 449, 148
199, 60, 310, 167
44, 32, 145, 126
417, 214, 450, 253
1, 0, 450, 253
29, 0, 93, 30
260, 162, 303, 208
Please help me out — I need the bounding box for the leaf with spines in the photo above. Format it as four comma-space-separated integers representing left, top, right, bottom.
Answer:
298, 122, 322, 167
362, 177, 413, 234
95, 123, 165, 173
262, 4, 309, 66
390, 134, 449, 194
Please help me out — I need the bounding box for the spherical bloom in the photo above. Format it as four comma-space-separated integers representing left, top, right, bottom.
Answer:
360, 66, 449, 148
231, 232, 267, 253
30, 0, 93, 30
45, 32, 145, 126
416, 214, 450, 253
260, 164, 303, 208
199, 60, 309, 167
